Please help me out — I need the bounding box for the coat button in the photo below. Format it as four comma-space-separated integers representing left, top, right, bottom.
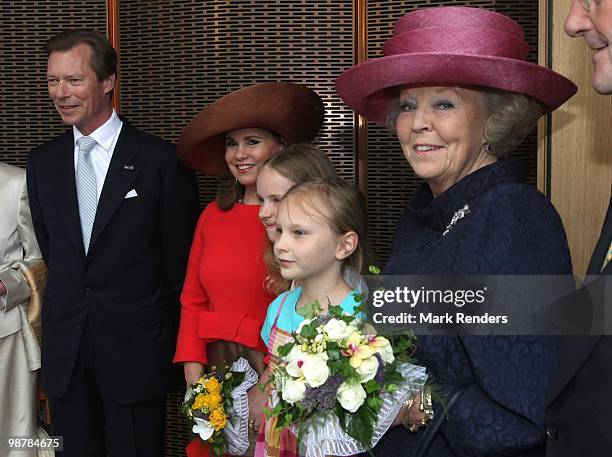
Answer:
84, 287, 92, 296
546, 424, 559, 440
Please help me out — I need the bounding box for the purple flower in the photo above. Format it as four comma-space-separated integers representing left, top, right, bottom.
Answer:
316, 314, 332, 326
301, 375, 344, 412
373, 353, 384, 385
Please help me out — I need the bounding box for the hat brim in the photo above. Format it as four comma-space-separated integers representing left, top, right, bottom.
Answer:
178, 82, 324, 175
336, 53, 577, 124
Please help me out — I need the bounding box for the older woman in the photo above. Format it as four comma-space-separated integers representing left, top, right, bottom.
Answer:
337, 7, 577, 457
174, 82, 324, 456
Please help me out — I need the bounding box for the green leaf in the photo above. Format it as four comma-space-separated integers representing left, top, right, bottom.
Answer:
300, 321, 318, 339
296, 300, 322, 320
327, 349, 341, 361
277, 341, 295, 358
352, 292, 365, 303
368, 265, 381, 275
368, 394, 384, 411
232, 371, 245, 386
364, 380, 381, 394
278, 408, 297, 429
336, 403, 376, 448
264, 402, 283, 418
383, 368, 404, 385
328, 304, 344, 317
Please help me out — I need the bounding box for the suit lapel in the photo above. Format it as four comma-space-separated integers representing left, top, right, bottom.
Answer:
586, 196, 612, 276
548, 334, 601, 403
549, 196, 612, 404
89, 124, 140, 249
55, 131, 86, 257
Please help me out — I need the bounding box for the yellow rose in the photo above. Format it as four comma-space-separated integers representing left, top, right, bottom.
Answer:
203, 393, 222, 410
209, 408, 227, 431
192, 393, 206, 410
205, 377, 222, 394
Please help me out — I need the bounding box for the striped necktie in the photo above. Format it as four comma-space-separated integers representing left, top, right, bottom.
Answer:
76, 136, 98, 253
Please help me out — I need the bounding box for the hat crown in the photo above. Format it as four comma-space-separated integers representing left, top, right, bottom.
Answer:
334, 6, 577, 124
384, 7, 529, 60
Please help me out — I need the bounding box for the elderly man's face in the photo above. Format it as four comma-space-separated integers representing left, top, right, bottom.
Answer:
566, 0, 612, 94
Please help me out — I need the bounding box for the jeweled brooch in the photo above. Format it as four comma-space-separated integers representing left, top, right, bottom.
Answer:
442, 204, 471, 236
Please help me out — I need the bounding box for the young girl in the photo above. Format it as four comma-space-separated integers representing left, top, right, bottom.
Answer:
256, 143, 339, 295
255, 178, 372, 457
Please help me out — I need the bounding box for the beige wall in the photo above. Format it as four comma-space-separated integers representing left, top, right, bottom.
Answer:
539, 0, 612, 277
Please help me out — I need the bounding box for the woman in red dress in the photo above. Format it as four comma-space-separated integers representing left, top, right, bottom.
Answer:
174, 82, 324, 456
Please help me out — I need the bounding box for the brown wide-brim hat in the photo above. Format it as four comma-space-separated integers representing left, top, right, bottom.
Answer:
178, 82, 325, 175
336, 6, 577, 124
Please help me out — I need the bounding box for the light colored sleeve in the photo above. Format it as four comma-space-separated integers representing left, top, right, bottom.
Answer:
0, 173, 44, 313
260, 293, 285, 348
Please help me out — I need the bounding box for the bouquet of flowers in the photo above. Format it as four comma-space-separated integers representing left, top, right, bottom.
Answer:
266, 295, 427, 456
182, 357, 258, 456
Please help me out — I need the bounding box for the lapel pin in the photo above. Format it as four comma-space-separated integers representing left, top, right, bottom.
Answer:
122, 165, 135, 170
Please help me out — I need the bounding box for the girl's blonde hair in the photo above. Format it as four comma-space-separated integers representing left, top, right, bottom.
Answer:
281, 177, 371, 277
260, 143, 338, 183
261, 144, 339, 294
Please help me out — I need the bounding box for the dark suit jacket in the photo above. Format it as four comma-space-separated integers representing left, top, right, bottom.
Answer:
545, 195, 612, 457
27, 123, 199, 404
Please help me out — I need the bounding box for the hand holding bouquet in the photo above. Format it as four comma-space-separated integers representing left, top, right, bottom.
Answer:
182, 357, 258, 456
266, 295, 427, 456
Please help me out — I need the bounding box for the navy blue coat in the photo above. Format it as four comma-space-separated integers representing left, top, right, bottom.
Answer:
374, 160, 573, 457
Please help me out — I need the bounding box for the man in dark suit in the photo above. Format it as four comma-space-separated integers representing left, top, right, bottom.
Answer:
27, 29, 199, 457
545, 1, 612, 456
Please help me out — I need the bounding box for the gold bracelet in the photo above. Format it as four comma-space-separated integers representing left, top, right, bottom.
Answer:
404, 386, 434, 433
401, 394, 417, 431
421, 385, 434, 423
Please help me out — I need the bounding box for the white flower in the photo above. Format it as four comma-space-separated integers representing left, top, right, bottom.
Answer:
356, 355, 379, 382
192, 417, 215, 441
371, 336, 394, 364
336, 382, 367, 413
302, 354, 329, 388
285, 345, 308, 378
296, 318, 312, 335
281, 378, 306, 404
323, 318, 352, 341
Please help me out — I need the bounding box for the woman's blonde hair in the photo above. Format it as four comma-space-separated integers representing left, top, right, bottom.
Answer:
480, 89, 542, 157
261, 144, 339, 295
280, 177, 371, 277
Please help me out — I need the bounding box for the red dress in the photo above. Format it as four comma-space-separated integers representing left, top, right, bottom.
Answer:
175, 201, 274, 364
175, 202, 275, 457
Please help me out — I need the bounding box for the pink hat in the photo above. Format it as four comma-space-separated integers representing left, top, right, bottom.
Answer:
335, 6, 577, 124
